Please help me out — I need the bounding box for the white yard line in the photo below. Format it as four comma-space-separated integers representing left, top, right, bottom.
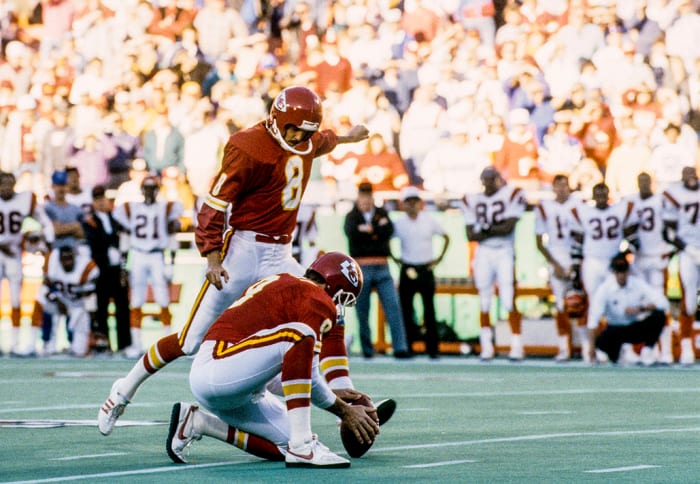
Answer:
5, 427, 698, 483
50, 452, 128, 461
404, 459, 478, 468
1, 462, 247, 484
585, 464, 660, 473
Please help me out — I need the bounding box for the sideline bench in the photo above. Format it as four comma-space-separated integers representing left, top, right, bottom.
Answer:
373, 280, 553, 355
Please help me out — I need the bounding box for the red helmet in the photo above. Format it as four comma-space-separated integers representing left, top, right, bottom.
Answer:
267, 86, 323, 155
307, 251, 363, 311
564, 289, 587, 319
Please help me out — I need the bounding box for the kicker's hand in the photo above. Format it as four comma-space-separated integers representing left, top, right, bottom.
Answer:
205, 251, 229, 290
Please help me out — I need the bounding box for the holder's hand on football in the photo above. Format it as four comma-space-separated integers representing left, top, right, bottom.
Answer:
333, 398, 380, 446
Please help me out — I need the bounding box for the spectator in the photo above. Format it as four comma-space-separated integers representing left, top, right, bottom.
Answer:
141, 108, 185, 174
538, 110, 584, 186
350, 133, 409, 192
64, 165, 93, 216
81, 184, 131, 354
344, 182, 410, 359
604, 127, 651, 200
193, 0, 248, 64
44, 170, 85, 250
421, 124, 491, 197
586, 252, 668, 365
391, 186, 450, 359
648, 123, 695, 190
493, 108, 539, 190
67, 130, 117, 189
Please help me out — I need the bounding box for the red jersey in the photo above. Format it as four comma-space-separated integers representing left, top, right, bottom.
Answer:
203, 273, 338, 353
195, 122, 338, 255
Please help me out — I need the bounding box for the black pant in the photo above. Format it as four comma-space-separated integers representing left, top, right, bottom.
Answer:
596, 310, 666, 363
93, 265, 131, 351
399, 264, 439, 357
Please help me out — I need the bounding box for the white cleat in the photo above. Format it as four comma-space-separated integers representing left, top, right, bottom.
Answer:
123, 345, 143, 359
508, 335, 524, 361
554, 350, 570, 362
97, 378, 130, 436
680, 338, 695, 366
286, 435, 350, 468
640, 346, 656, 367
166, 402, 202, 464
479, 327, 494, 361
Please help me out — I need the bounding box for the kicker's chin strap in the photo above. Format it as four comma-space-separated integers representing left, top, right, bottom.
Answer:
266, 121, 314, 155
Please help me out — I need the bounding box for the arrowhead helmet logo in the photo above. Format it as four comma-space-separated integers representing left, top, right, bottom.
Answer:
274, 91, 287, 112
340, 260, 359, 287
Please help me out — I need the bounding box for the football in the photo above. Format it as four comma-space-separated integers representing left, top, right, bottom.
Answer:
340, 397, 397, 458
339, 395, 376, 458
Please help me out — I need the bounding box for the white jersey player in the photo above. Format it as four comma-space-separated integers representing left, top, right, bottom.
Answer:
113, 175, 183, 357
570, 182, 638, 360
0, 172, 54, 355
662, 166, 700, 365
625, 172, 674, 364
291, 203, 319, 268
35, 245, 99, 357
462, 167, 527, 361
626, 173, 674, 291
534, 174, 580, 361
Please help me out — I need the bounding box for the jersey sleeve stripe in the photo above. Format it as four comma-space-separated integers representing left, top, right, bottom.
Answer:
79, 260, 98, 284
124, 202, 131, 218
204, 194, 228, 212
536, 203, 546, 220
662, 190, 680, 208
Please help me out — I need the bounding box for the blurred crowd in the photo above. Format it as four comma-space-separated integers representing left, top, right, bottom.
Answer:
0, 0, 697, 211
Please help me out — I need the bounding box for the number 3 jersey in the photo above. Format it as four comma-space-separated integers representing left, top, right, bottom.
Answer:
113, 200, 183, 252
461, 184, 527, 248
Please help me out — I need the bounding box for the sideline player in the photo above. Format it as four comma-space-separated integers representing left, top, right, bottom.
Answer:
0, 172, 54, 355
662, 166, 700, 365
626, 172, 674, 363
112, 175, 182, 357
167, 252, 377, 468
462, 167, 527, 361
98, 86, 370, 435
570, 182, 639, 361
34, 245, 100, 357
534, 174, 580, 361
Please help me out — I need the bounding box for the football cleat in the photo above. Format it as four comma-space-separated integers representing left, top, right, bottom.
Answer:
508, 335, 524, 361
166, 402, 202, 464
286, 435, 350, 468
98, 378, 129, 436
680, 338, 695, 366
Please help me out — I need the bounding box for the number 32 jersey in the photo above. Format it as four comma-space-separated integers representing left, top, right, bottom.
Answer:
570, 200, 637, 259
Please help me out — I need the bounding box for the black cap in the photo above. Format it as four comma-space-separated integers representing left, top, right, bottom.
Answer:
92, 184, 107, 199
358, 182, 373, 194
610, 253, 630, 272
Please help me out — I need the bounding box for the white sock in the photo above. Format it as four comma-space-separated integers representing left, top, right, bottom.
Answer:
287, 407, 312, 449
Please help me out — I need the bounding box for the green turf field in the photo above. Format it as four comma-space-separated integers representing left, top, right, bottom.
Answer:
3, 356, 700, 483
